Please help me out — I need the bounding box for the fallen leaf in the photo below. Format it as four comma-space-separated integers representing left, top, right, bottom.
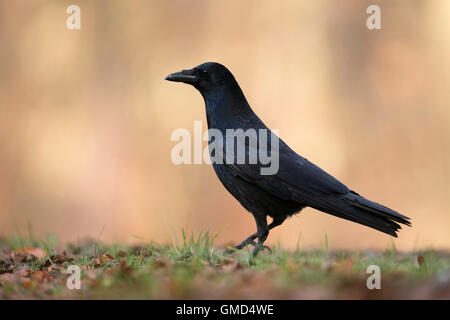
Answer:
130, 246, 152, 257
119, 259, 132, 275
417, 255, 425, 267
14, 268, 30, 277
221, 259, 243, 272
117, 250, 127, 257
31, 271, 49, 282
20, 277, 33, 289
331, 259, 354, 274
41, 259, 53, 268
0, 273, 15, 285
16, 247, 47, 259
100, 253, 114, 263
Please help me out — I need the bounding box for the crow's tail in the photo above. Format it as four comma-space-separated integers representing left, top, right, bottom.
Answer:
312, 191, 411, 237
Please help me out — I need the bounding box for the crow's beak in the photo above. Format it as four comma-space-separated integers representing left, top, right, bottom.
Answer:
165, 69, 198, 84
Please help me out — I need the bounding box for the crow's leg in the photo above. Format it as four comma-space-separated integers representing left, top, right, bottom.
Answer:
229, 234, 258, 251
251, 214, 269, 257
226, 216, 286, 253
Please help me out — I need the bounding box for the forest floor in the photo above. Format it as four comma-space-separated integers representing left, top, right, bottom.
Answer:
1, 231, 449, 299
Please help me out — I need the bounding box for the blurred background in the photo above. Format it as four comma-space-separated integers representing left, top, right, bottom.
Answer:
1, 0, 449, 250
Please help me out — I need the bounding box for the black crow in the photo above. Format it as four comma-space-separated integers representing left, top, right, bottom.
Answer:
166, 62, 411, 256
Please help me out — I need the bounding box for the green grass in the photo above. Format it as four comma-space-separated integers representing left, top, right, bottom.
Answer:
0, 231, 449, 299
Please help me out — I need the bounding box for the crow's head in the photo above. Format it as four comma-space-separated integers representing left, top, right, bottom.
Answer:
165, 62, 237, 94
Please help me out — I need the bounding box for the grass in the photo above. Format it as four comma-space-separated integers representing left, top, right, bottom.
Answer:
0, 231, 449, 299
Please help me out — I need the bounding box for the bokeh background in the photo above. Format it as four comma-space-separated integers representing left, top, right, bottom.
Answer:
1, 0, 449, 250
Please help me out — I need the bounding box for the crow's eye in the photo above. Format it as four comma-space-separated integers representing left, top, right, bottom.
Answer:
202, 69, 207, 73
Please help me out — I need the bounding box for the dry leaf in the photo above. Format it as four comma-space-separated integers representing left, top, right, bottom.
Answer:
16, 247, 47, 259
0, 273, 15, 285
117, 250, 127, 257
417, 255, 425, 267
332, 259, 354, 274
14, 268, 30, 277
119, 259, 132, 275
21, 277, 33, 289
31, 271, 48, 282
222, 259, 243, 272
41, 259, 53, 268
100, 253, 114, 263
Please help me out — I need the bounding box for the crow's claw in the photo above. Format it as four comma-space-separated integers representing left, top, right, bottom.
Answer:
225, 239, 258, 254
260, 245, 272, 254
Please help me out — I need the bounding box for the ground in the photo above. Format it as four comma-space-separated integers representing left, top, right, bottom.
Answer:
0, 231, 449, 299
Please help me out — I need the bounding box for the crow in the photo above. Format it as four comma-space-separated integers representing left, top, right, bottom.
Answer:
166, 62, 411, 256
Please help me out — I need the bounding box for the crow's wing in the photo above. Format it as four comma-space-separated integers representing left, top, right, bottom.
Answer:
220, 136, 349, 203
219, 136, 411, 235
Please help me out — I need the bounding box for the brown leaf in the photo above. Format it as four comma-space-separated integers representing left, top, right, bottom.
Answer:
0, 264, 14, 274
55, 254, 73, 264
119, 259, 132, 274
0, 273, 15, 285
16, 255, 29, 263
14, 268, 30, 277
31, 271, 50, 282
151, 257, 172, 268
20, 277, 33, 289
221, 259, 243, 272
100, 253, 114, 263
47, 264, 65, 276
331, 259, 355, 274
41, 259, 53, 268
131, 246, 152, 257
16, 247, 47, 259
117, 250, 127, 257
417, 255, 425, 266
84, 269, 97, 280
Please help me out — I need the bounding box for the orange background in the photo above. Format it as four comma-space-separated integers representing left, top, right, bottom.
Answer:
1, 1, 449, 250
